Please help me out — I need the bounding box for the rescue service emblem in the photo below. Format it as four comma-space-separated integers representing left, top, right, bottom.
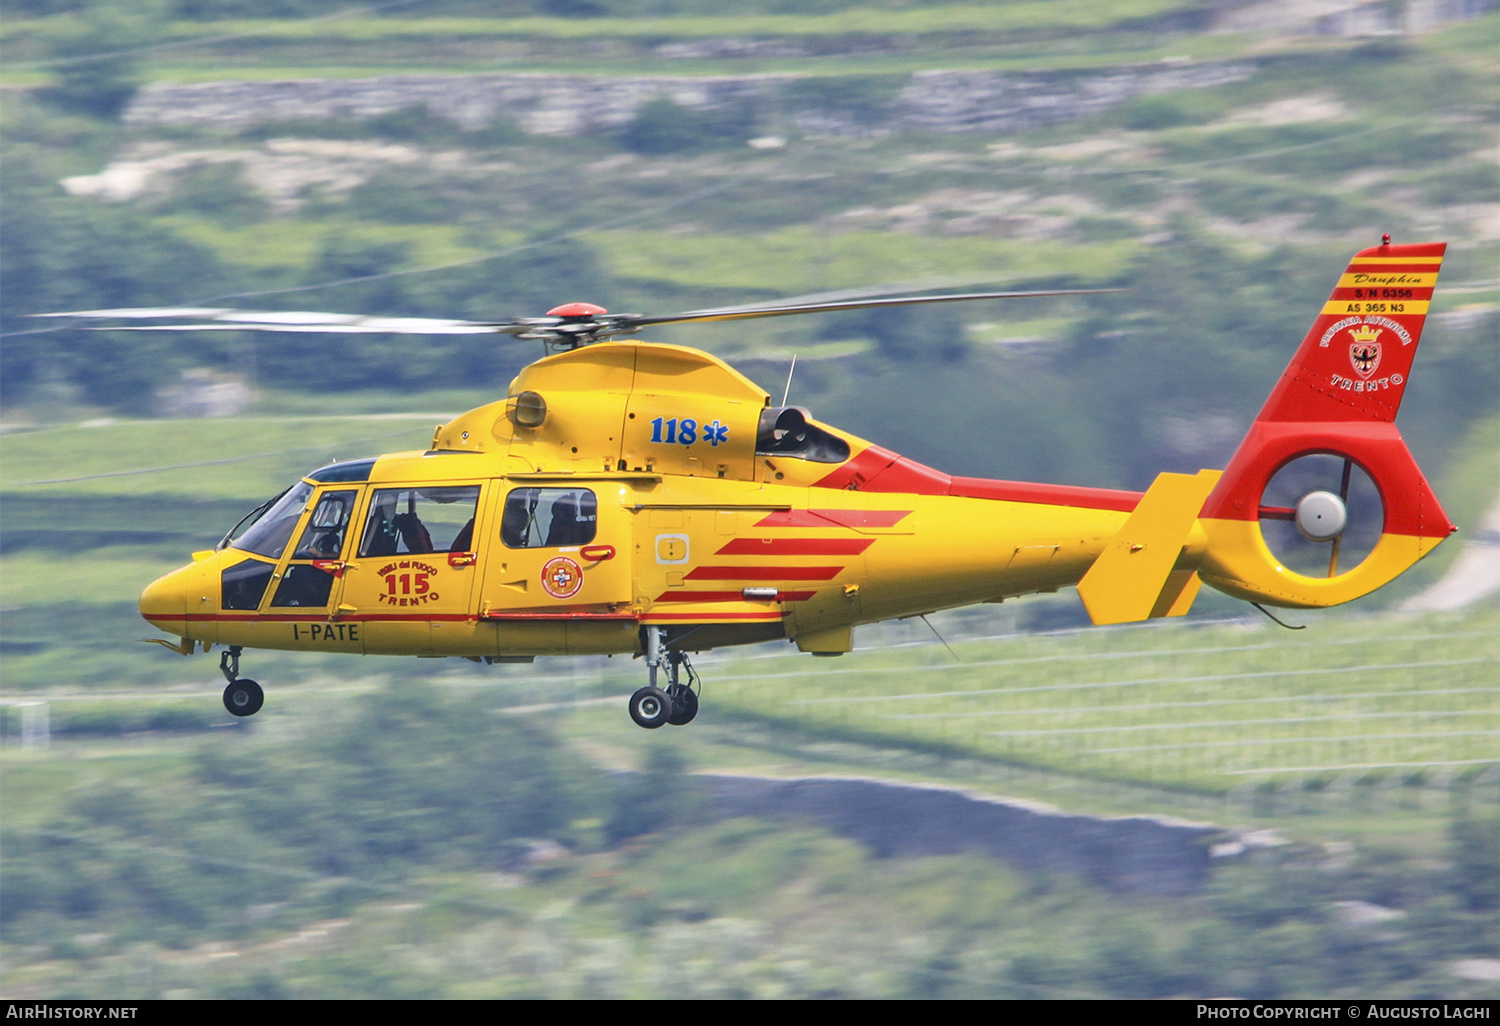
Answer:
1348, 324, 1383, 379
540, 556, 584, 599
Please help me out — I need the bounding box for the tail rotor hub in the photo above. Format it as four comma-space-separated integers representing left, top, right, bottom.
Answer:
1259, 454, 1382, 578
1294, 490, 1348, 542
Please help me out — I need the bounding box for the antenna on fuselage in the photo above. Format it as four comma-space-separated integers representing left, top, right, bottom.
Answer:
920, 615, 961, 662
782, 354, 797, 407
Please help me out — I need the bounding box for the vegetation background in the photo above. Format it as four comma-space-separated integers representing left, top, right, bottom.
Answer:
0, 0, 1496, 999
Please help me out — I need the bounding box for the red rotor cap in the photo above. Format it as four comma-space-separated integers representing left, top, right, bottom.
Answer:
546, 302, 608, 318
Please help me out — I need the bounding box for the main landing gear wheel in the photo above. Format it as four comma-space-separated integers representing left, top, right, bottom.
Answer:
633, 627, 703, 729
629, 686, 674, 729
218, 645, 264, 718
666, 684, 699, 726
223, 679, 264, 717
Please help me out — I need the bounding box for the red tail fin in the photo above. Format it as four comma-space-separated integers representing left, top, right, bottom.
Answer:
1256, 241, 1445, 423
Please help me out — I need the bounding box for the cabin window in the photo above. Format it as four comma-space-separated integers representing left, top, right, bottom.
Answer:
501, 488, 598, 548
232, 481, 314, 560
755, 407, 851, 464
359, 486, 481, 558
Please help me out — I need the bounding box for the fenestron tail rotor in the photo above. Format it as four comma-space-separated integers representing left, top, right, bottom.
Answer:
1258, 453, 1383, 579
35, 287, 1121, 350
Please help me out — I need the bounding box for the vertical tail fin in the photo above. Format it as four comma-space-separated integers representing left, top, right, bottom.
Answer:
1255, 241, 1446, 424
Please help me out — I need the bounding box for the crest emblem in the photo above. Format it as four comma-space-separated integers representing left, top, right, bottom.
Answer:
1347, 324, 1382, 379
540, 556, 584, 599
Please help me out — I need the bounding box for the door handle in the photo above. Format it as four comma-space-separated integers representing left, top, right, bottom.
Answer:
448, 551, 477, 568
580, 544, 616, 562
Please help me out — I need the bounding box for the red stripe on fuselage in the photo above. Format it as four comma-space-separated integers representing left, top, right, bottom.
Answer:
686, 565, 844, 581
716, 537, 873, 555
753, 509, 913, 529
146, 612, 476, 623
478, 611, 638, 621
948, 477, 1143, 512
652, 590, 816, 602
146, 611, 637, 623
642, 612, 784, 622
801, 443, 1144, 512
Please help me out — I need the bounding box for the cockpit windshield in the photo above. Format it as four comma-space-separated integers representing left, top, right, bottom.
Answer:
227, 481, 314, 560
217, 491, 283, 552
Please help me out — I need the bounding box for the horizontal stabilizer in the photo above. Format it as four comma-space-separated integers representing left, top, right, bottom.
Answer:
1077, 469, 1222, 625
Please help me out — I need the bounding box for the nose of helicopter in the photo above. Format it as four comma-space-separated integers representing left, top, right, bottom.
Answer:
139, 563, 195, 633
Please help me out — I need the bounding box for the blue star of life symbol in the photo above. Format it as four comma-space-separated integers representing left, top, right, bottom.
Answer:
705, 420, 729, 447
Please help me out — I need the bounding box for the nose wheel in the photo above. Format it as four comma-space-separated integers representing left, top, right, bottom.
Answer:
223, 678, 264, 717
219, 647, 264, 717
632, 629, 699, 728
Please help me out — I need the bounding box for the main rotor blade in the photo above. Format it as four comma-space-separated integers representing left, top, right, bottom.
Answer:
34, 285, 1124, 346
32, 307, 239, 319
35, 308, 510, 335
93, 321, 508, 335
620, 288, 1123, 330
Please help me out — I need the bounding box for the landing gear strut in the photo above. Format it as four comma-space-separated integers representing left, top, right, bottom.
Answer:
219, 646, 264, 717
630, 627, 699, 729
664, 652, 699, 726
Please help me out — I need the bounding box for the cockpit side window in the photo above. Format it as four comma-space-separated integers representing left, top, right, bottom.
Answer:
233, 481, 314, 560
755, 407, 851, 464
291, 490, 358, 560
359, 486, 481, 558
266, 488, 363, 608
501, 488, 598, 548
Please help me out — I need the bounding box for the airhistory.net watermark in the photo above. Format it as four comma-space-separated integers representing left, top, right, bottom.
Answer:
4, 1007, 137, 1020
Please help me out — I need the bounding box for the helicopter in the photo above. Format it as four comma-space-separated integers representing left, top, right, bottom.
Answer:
47, 239, 1454, 729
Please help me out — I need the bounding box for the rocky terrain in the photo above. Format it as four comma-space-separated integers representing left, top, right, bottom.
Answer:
124, 62, 1254, 137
